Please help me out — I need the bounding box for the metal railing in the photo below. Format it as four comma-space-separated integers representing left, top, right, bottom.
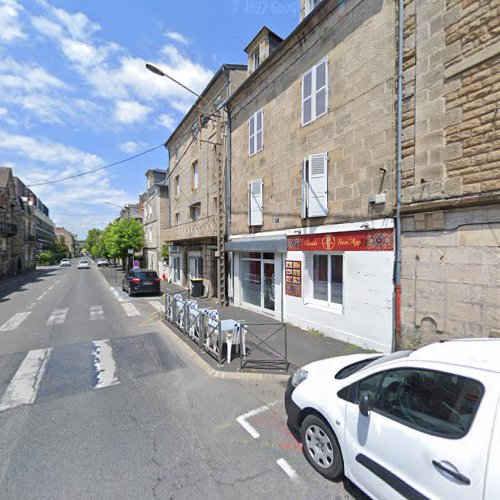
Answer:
240, 323, 288, 372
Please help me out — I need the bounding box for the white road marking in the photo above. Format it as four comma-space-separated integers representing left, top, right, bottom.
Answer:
47, 308, 68, 325
90, 305, 104, 321
0, 348, 53, 412
48, 286, 54, 291
55, 280, 60, 284
121, 302, 140, 317
0, 312, 31, 332
36, 293, 46, 301
91, 340, 120, 389
110, 287, 124, 302
236, 401, 279, 439
276, 459, 298, 480
148, 301, 164, 312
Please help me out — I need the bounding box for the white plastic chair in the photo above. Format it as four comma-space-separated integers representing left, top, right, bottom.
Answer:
224, 321, 242, 363
205, 309, 219, 349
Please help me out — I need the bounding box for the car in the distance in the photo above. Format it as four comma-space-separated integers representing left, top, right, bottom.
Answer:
285, 338, 500, 499
59, 258, 71, 267
122, 269, 161, 296
77, 259, 90, 269
97, 258, 110, 267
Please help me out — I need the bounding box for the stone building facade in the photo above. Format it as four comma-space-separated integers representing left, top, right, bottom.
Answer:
400, 0, 500, 346
226, 0, 397, 352
141, 169, 168, 276
165, 64, 246, 298
55, 227, 77, 258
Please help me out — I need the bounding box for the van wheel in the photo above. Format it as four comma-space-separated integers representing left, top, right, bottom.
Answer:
300, 414, 344, 480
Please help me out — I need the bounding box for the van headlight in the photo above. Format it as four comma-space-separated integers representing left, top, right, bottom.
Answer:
291, 368, 308, 388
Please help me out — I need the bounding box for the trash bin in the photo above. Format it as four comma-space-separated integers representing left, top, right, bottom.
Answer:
190, 278, 204, 298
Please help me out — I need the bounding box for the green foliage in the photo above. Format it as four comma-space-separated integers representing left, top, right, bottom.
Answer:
99, 218, 144, 260
86, 228, 102, 255
161, 243, 170, 259
36, 251, 54, 265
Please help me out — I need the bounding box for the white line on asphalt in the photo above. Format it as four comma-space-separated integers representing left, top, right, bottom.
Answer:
121, 302, 140, 317
148, 301, 164, 312
0, 348, 53, 412
36, 293, 46, 301
276, 459, 298, 480
110, 287, 124, 302
236, 401, 279, 439
55, 280, 60, 284
47, 308, 68, 325
90, 305, 104, 321
48, 286, 54, 291
0, 312, 31, 332
91, 340, 120, 389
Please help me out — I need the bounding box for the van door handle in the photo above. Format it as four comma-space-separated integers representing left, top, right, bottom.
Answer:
432, 460, 471, 485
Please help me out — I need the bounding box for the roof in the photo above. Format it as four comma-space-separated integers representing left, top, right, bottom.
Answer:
244, 26, 284, 53
165, 63, 247, 148
410, 339, 500, 373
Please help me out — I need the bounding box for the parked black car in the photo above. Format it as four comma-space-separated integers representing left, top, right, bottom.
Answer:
122, 269, 161, 296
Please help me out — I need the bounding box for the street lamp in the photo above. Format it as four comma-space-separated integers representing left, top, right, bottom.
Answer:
104, 201, 123, 209
145, 62, 202, 100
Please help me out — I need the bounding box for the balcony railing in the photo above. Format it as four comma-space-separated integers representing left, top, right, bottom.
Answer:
0, 222, 18, 236
164, 216, 217, 242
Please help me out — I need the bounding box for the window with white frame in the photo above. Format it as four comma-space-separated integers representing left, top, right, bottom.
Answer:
192, 162, 199, 190
312, 254, 343, 307
249, 109, 263, 156
174, 175, 180, 198
305, 0, 322, 16
302, 152, 328, 218
190, 202, 201, 221
248, 179, 263, 226
251, 47, 260, 71
302, 57, 328, 126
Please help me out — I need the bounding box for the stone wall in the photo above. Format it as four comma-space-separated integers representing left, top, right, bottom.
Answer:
229, 0, 396, 236
400, 0, 500, 347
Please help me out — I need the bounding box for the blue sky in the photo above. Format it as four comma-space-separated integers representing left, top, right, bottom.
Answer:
0, 0, 299, 238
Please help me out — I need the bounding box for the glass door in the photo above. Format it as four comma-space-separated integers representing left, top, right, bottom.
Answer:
263, 262, 275, 311
242, 258, 261, 307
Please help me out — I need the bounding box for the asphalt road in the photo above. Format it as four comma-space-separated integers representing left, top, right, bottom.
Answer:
0, 262, 364, 499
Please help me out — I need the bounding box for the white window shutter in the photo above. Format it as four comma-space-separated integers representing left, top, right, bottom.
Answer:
315, 58, 328, 117
249, 179, 263, 226
308, 153, 328, 217
249, 114, 255, 156
301, 159, 308, 219
256, 109, 263, 152
302, 69, 313, 126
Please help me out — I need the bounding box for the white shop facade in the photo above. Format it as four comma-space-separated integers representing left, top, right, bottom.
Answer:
227, 219, 395, 353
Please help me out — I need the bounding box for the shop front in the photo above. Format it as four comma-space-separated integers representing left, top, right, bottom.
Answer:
284, 224, 395, 352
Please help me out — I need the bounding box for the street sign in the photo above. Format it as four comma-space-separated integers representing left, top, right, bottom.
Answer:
127, 249, 134, 255
132, 260, 140, 269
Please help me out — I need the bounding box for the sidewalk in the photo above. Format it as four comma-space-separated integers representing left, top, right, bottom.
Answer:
99, 265, 368, 375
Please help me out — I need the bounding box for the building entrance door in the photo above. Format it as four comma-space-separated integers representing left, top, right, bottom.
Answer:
241, 253, 275, 313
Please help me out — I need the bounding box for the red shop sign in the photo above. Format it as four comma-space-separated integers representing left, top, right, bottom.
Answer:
287, 228, 393, 252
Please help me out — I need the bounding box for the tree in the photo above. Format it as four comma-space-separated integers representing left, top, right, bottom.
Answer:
101, 218, 143, 267
86, 228, 102, 256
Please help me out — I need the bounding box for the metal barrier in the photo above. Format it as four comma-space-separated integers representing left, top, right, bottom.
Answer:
240, 323, 288, 372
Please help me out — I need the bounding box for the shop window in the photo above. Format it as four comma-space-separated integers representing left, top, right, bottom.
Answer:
312, 254, 343, 307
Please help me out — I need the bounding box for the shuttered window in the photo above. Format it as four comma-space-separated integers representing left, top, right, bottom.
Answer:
302, 57, 328, 126
248, 179, 263, 226
249, 109, 264, 156
301, 153, 328, 218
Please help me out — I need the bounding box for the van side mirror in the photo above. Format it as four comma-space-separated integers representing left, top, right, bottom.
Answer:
359, 393, 372, 417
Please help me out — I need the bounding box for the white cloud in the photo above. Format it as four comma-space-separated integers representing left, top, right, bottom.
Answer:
119, 141, 145, 154
0, 130, 102, 169
165, 31, 189, 45
114, 100, 151, 124
0, 106, 7, 116
0, 0, 25, 43
157, 113, 176, 130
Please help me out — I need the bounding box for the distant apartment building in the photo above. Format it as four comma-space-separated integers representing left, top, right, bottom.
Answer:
120, 202, 142, 221
55, 227, 77, 257
399, 0, 500, 347
15, 177, 38, 272
141, 169, 168, 275
226, 0, 397, 352
165, 64, 247, 298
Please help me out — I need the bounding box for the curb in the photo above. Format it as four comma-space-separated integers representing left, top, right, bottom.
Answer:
159, 319, 290, 382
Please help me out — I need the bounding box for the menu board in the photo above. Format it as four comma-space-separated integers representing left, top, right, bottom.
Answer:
285, 260, 302, 297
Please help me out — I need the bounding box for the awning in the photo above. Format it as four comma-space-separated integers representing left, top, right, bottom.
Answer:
226, 234, 287, 252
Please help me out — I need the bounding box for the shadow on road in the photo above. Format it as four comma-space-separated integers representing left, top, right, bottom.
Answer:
0, 268, 60, 303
